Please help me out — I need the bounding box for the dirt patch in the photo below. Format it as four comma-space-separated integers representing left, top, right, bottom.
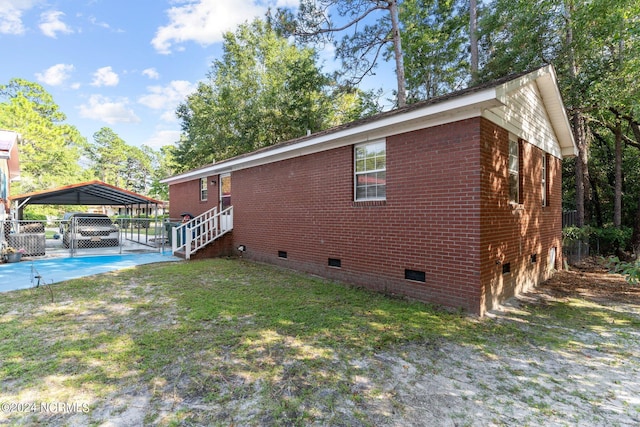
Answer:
360, 263, 640, 426
541, 264, 640, 305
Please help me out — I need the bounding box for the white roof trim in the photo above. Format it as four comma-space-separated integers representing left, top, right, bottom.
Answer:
162, 89, 501, 184
162, 66, 577, 185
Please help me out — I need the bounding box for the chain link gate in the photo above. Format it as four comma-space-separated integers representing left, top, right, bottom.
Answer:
61, 214, 121, 254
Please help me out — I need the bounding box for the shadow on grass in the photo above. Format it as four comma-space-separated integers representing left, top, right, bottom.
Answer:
0, 258, 638, 425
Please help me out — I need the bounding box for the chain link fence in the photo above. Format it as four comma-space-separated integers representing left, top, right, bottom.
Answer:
2, 216, 169, 259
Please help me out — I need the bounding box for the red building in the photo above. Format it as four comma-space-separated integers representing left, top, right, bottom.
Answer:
162, 66, 577, 316
0, 130, 20, 221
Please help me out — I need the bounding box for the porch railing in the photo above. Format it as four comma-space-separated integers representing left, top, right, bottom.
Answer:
171, 206, 233, 259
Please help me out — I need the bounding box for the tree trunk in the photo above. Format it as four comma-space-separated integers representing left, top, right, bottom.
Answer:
573, 112, 589, 227
587, 172, 604, 227
566, 2, 589, 227
627, 118, 640, 256
632, 192, 640, 257
614, 115, 623, 228
470, 0, 478, 82
389, 0, 407, 107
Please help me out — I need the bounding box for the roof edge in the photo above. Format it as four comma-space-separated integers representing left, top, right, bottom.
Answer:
162, 87, 502, 185
162, 65, 577, 185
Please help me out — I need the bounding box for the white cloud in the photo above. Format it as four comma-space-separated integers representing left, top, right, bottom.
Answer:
275, 0, 299, 7
91, 66, 119, 87
143, 129, 181, 149
142, 68, 160, 80
39, 10, 73, 38
78, 94, 140, 124
151, 0, 266, 54
138, 80, 196, 124
0, 0, 39, 35
88, 15, 110, 29
88, 15, 124, 33
35, 63, 75, 86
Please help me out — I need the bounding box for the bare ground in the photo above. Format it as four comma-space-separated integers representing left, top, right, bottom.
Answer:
366, 267, 640, 426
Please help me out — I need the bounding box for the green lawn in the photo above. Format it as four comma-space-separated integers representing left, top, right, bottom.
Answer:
1, 258, 638, 426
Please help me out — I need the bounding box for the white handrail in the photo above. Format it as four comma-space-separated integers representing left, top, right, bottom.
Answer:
171, 206, 233, 259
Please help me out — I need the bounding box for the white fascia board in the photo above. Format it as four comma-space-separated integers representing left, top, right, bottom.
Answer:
535, 73, 577, 157
162, 88, 502, 185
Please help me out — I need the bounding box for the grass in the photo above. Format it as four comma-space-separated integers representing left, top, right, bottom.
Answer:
0, 258, 638, 426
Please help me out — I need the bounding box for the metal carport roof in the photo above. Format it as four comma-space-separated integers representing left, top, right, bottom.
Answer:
10, 180, 164, 207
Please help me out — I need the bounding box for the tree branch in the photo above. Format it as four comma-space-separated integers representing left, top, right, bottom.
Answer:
295, 5, 388, 36
592, 115, 640, 150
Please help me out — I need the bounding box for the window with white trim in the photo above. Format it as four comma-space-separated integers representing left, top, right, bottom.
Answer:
541, 153, 547, 206
354, 140, 386, 201
508, 138, 520, 204
200, 177, 208, 201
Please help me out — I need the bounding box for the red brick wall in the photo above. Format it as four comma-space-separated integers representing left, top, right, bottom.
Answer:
169, 118, 564, 315
479, 120, 563, 314
168, 176, 218, 221
231, 118, 484, 312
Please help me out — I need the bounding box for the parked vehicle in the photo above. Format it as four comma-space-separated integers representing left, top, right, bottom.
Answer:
60, 213, 119, 248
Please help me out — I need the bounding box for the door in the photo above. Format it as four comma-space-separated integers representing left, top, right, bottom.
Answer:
220, 173, 232, 231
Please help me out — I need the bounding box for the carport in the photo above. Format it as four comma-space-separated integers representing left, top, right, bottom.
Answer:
10, 180, 164, 214
5, 180, 166, 257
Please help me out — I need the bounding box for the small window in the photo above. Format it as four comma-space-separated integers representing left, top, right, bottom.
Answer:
355, 140, 386, 201
328, 258, 341, 268
278, 251, 288, 259
541, 153, 548, 207
200, 177, 208, 201
508, 139, 520, 204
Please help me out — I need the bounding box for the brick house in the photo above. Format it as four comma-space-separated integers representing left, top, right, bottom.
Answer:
161, 66, 577, 316
0, 130, 20, 221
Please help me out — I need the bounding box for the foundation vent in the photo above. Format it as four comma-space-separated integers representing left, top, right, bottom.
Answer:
404, 269, 426, 282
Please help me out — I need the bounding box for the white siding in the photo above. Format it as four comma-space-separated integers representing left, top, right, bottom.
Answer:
483, 82, 563, 159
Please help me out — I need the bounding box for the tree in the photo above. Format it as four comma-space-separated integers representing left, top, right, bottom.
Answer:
123, 145, 154, 195
85, 127, 162, 197
148, 145, 175, 201
400, 0, 469, 100
87, 127, 129, 187
174, 19, 377, 172
470, 0, 479, 81
275, 0, 408, 107
478, 0, 640, 251
0, 78, 87, 193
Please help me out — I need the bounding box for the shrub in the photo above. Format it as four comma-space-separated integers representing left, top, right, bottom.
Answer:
563, 225, 591, 243
591, 226, 632, 254
563, 225, 632, 255
603, 256, 640, 284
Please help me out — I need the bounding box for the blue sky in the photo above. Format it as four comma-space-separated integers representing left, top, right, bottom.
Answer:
0, 0, 395, 150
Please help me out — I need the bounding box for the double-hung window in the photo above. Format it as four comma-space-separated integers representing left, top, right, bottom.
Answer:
200, 177, 208, 201
355, 140, 386, 201
508, 138, 520, 204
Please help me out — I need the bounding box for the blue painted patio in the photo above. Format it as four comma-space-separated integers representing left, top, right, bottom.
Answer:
0, 252, 180, 293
